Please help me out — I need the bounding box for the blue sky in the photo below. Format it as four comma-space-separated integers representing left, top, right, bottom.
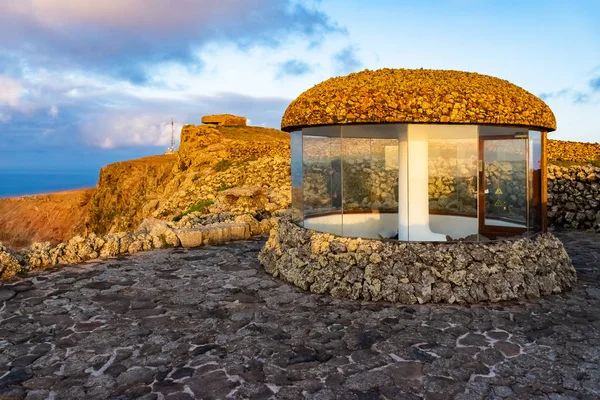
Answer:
0, 0, 599, 174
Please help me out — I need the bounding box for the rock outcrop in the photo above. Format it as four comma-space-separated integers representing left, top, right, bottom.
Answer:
86, 123, 290, 235
86, 155, 177, 235
201, 114, 247, 126
0, 243, 24, 280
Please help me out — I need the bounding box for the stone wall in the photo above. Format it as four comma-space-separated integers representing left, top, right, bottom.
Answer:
0, 214, 275, 281
259, 218, 577, 304
548, 140, 600, 163
548, 165, 600, 229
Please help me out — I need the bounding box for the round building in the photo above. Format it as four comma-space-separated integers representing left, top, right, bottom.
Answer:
259, 68, 576, 304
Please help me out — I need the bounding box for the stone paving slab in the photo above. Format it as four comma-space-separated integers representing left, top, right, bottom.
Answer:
0, 231, 599, 400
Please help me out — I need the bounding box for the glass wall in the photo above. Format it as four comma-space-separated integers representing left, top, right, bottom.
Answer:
341, 125, 400, 239
427, 125, 478, 240
302, 127, 342, 235
293, 124, 544, 242
528, 131, 542, 232
479, 127, 528, 232
291, 131, 303, 223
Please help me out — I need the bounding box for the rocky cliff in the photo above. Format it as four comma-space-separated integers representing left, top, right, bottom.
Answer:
85, 123, 291, 235
85, 155, 177, 235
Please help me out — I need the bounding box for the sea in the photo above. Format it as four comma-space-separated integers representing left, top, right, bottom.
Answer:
0, 169, 99, 198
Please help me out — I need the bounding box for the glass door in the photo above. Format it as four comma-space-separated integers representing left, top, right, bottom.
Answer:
479, 135, 528, 238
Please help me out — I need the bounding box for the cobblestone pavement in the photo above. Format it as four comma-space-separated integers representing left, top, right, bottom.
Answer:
0, 231, 599, 400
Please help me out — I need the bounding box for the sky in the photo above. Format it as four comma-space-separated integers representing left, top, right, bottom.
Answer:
0, 0, 599, 178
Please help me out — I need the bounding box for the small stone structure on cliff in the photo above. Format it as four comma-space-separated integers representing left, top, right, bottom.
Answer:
201, 114, 247, 126
260, 68, 576, 304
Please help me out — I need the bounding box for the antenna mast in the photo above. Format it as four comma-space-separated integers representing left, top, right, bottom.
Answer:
171, 118, 174, 149
165, 118, 176, 155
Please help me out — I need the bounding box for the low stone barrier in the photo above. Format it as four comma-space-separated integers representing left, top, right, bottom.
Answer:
176, 223, 251, 247
0, 214, 274, 280
548, 164, 600, 230
259, 218, 577, 304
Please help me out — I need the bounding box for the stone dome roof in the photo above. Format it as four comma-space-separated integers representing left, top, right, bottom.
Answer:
281, 68, 556, 132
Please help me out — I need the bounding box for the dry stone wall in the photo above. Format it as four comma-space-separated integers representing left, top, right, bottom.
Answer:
259, 217, 577, 304
0, 214, 275, 281
548, 140, 600, 163
548, 165, 600, 230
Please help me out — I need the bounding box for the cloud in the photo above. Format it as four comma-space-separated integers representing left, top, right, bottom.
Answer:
0, 112, 10, 123
276, 59, 313, 79
0, 1, 343, 84
48, 105, 59, 118
332, 46, 362, 75
78, 92, 290, 149
540, 87, 597, 105
82, 115, 181, 149
540, 72, 600, 104
0, 75, 22, 107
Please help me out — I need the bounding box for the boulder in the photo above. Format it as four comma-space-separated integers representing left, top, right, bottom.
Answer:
176, 223, 251, 248
0, 243, 24, 279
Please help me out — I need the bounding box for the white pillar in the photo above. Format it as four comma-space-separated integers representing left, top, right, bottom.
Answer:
398, 125, 447, 242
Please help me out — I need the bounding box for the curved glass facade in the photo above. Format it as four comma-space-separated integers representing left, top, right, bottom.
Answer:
291, 124, 546, 242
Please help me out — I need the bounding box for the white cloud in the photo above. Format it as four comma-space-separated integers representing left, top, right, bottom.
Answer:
0, 75, 22, 107
48, 104, 59, 118
82, 114, 183, 149
0, 0, 260, 30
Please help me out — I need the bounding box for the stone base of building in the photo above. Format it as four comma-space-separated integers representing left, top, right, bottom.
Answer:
258, 218, 577, 304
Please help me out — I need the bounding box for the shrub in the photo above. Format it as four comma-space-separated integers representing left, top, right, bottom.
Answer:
214, 159, 232, 172
172, 200, 215, 222
217, 184, 232, 192
237, 157, 258, 167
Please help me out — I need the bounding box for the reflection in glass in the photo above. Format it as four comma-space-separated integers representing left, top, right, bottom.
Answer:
427, 125, 478, 240
483, 138, 528, 227
293, 124, 544, 242
290, 131, 303, 224
340, 131, 399, 239
302, 127, 342, 235
529, 131, 542, 231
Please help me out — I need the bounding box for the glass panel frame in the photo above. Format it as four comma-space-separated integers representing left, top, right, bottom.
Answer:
478, 126, 530, 239
294, 123, 544, 242
301, 126, 342, 236
290, 131, 304, 224
427, 125, 479, 241
340, 125, 400, 239
528, 131, 542, 232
